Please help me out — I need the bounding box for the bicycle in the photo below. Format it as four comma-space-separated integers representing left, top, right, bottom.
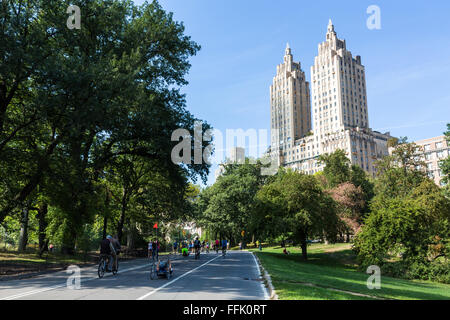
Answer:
150, 262, 157, 280
98, 254, 109, 278
194, 247, 201, 260
222, 247, 226, 258
98, 254, 118, 278
150, 260, 172, 280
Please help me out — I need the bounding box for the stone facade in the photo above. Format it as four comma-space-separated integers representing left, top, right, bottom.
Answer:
411, 136, 448, 186
269, 20, 392, 177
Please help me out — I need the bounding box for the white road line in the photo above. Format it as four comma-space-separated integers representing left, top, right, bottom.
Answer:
136, 255, 222, 300
0, 261, 152, 300
251, 252, 270, 300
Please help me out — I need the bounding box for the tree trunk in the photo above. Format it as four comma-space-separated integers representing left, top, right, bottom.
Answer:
117, 190, 128, 243
36, 203, 49, 256
18, 206, 29, 252
0, 137, 60, 224
102, 216, 108, 240
126, 222, 137, 250
299, 229, 308, 261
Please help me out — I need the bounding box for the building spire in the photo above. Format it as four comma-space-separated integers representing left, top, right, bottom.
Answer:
327, 19, 335, 33
285, 42, 291, 55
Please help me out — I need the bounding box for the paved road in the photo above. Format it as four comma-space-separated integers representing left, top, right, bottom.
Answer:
0, 251, 268, 300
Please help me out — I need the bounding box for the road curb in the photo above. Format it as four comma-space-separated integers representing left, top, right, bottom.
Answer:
252, 253, 278, 300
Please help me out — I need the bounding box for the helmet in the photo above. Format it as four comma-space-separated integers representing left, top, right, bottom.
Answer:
106, 235, 112, 240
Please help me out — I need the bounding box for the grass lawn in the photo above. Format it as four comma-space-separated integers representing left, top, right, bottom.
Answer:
250, 244, 450, 300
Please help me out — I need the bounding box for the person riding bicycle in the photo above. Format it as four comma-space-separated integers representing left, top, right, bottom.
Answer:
156, 258, 172, 274
215, 239, 220, 253
221, 239, 227, 255
151, 239, 159, 260
100, 236, 116, 272
194, 237, 201, 256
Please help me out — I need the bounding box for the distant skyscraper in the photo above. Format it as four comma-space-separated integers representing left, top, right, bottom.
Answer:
270, 43, 311, 151
230, 146, 246, 164
269, 20, 392, 177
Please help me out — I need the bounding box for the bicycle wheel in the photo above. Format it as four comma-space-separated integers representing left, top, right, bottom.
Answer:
150, 263, 157, 280
98, 259, 105, 278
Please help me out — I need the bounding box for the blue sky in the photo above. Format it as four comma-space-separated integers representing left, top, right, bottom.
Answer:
136, 0, 450, 185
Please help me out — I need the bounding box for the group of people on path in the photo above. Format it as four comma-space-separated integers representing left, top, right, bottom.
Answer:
175, 238, 228, 256
99, 235, 230, 271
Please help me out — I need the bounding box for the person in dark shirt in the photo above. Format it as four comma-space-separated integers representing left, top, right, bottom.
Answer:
100, 236, 114, 272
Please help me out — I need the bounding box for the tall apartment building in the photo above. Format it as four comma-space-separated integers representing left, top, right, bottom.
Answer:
269, 20, 392, 177
412, 136, 448, 186
270, 43, 312, 151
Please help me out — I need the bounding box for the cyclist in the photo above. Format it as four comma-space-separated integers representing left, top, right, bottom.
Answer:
100, 235, 115, 272
111, 235, 121, 271
173, 240, 178, 255
152, 239, 159, 261
215, 239, 220, 253
221, 239, 227, 256
148, 240, 153, 258
194, 237, 201, 257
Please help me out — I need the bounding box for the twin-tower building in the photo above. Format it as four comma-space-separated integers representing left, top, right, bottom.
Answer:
270, 20, 392, 177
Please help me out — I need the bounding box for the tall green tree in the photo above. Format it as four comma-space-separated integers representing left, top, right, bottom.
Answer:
1, 0, 212, 252
197, 160, 267, 245
256, 169, 338, 260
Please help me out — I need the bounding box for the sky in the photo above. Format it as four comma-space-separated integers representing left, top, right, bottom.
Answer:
135, 0, 450, 185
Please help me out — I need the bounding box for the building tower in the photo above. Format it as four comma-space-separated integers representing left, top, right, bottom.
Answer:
269, 20, 392, 177
311, 19, 369, 137
270, 43, 311, 152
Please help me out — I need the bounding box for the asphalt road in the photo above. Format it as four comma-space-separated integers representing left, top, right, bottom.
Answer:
0, 251, 268, 300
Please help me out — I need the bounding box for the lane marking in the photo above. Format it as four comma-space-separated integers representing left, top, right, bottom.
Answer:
251, 252, 270, 300
136, 255, 222, 300
0, 260, 152, 300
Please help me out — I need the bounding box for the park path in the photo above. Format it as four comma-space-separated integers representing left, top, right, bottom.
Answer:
0, 251, 268, 300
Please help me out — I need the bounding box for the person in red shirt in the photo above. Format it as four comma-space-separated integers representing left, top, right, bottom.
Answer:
215, 239, 220, 253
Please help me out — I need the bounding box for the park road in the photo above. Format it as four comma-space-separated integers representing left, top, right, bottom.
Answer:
0, 251, 268, 300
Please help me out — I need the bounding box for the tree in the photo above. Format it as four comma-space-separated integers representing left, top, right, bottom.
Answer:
318, 150, 374, 214
328, 182, 365, 241
0, 0, 212, 253
318, 149, 351, 188
374, 139, 427, 198
197, 160, 267, 245
354, 179, 450, 271
256, 169, 339, 260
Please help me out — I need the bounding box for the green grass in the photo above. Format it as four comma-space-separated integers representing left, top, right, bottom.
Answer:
251, 244, 450, 300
